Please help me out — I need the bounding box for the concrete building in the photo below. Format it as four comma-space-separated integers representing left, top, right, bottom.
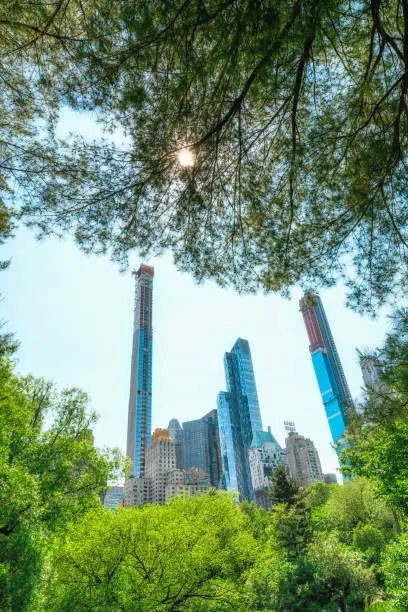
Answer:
125, 428, 209, 507
165, 468, 210, 501
249, 428, 286, 508
145, 428, 176, 504
218, 338, 263, 500
285, 425, 324, 488
358, 351, 382, 391
324, 473, 338, 484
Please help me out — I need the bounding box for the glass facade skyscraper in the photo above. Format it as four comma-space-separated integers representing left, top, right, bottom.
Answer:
183, 410, 221, 488
218, 338, 263, 500
126, 264, 154, 477
168, 418, 184, 469
300, 294, 353, 446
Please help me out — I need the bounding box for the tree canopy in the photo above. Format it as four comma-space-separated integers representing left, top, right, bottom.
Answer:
0, 342, 123, 609
0, 337, 402, 610
0, 1, 407, 311
341, 309, 408, 518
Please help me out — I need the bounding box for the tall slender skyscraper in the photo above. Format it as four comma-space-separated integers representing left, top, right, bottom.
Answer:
218, 338, 263, 500
126, 264, 154, 477
300, 294, 353, 446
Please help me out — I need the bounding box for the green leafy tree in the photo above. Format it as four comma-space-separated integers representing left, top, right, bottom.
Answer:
0, 349, 123, 610
353, 523, 386, 565
381, 532, 408, 610
342, 310, 408, 519
239, 499, 269, 541
43, 492, 259, 611
307, 534, 378, 611
312, 480, 394, 545
0, 1, 133, 237
14, 0, 408, 312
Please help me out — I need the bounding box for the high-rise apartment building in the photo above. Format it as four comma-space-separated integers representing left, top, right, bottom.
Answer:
358, 351, 382, 391
183, 409, 222, 488
126, 264, 154, 477
218, 338, 263, 500
168, 418, 184, 469
125, 428, 209, 507
249, 427, 286, 508
300, 293, 353, 446
285, 424, 324, 488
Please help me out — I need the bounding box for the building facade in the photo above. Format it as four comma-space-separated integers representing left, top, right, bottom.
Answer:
358, 351, 382, 391
102, 486, 125, 510
300, 294, 353, 446
218, 338, 263, 500
183, 409, 222, 488
165, 468, 210, 501
285, 427, 324, 488
125, 429, 209, 507
168, 418, 184, 469
126, 264, 154, 478
249, 428, 286, 508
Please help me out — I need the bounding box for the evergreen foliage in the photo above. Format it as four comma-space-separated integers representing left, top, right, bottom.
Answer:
268, 465, 300, 506
2, 1, 408, 310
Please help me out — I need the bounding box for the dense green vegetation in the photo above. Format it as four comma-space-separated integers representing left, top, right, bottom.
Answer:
0, 338, 123, 610
1, 311, 408, 610
1, 1, 408, 311
2, 1, 408, 609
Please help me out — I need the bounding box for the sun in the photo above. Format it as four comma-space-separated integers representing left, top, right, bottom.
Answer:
177, 148, 195, 167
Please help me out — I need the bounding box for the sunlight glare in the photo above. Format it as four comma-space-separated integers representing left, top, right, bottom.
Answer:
177, 148, 195, 167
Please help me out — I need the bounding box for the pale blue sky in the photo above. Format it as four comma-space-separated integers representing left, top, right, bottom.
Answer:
1, 109, 392, 477
2, 228, 390, 476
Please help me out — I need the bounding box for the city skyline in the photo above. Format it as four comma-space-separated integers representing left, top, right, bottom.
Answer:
2, 229, 392, 476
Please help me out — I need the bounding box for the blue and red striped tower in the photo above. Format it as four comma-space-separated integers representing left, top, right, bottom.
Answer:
300, 294, 353, 447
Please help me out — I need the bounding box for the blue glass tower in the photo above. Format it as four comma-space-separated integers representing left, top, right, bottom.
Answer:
126, 265, 154, 477
182, 410, 222, 488
300, 294, 353, 447
218, 338, 263, 500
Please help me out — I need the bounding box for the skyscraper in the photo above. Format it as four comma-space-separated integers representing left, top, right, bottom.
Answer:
249, 427, 286, 508
300, 294, 353, 446
358, 350, 382, 391
124, 428, 210, 507
183, 410, 222, 488
126, 264, 154, 478
285, 422, 324, 487
168, 418, 184, 469
218, 338, 263, 500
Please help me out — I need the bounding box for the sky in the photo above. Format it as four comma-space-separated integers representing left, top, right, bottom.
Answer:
2, 227, 391, 477
1, 108, 393, 478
